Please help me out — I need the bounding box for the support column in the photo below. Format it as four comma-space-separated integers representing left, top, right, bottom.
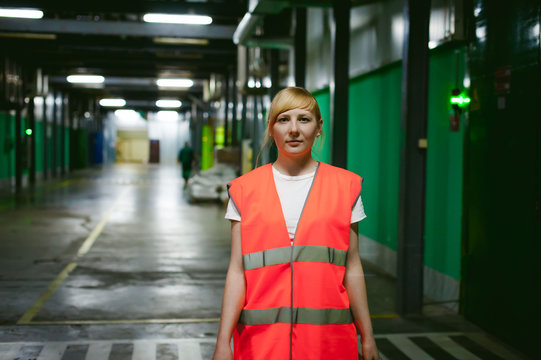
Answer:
251, 96, 259, 169
42, 95, 47, 179
15, 105, 22, 192
231, 68, 239, 147
241, 45, 250, 171
397, 0, 431, 316
60, 93, 65, 175
68, 94, 74, 172
240, 93, 247, 171
224, 72, 230, 147
191, 102, 199, 158
52, 90, 57, 177
269, 48, 280, 163
330, 0, 350, 169
270, 49, 280, 98
294, 7, 307, 88
29, 97, 36, 185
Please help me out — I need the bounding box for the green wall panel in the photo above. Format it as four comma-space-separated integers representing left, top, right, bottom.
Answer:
21, 116, 29, 174
34, 121, 43, 173
348, 64, 402, 251
56, 124, 62, 169
46, 123, 53, 171
424, 46, 466, 280
64, 127, 70, 168
0, 112, 15, 179
0, 114, 31, 178
312, 89, 331, 164
309, 46, 466, 280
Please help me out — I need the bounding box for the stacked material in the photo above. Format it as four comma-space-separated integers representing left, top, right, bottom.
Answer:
187, 163, 237, 202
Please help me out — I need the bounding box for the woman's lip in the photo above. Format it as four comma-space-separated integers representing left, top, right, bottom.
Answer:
287, 140, 302, 143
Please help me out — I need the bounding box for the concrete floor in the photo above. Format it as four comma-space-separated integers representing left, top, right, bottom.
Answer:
0, 164, 530, 359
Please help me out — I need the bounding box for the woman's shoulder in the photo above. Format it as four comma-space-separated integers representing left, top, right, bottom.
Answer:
319, 162, 362, 182
229, 163, 272, 186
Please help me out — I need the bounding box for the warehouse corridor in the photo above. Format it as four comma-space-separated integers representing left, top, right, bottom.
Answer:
0, 0, 539, 358
1, 164, 230, 322
0, 164, 525, 359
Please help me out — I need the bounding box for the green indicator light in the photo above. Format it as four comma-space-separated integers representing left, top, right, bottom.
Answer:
450, 94, 471, 107
25, 129, 32, 135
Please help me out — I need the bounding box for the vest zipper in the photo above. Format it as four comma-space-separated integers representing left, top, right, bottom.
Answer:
288, 162, 321, 360
289, 241, 294, 360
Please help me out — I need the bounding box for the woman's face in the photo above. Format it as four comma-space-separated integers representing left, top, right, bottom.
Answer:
270, 108, 322, 158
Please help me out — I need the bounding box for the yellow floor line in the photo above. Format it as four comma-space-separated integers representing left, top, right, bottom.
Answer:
17, 190, 126, 325
54, 179, 76, 190
76, 208, 114, 258
17, 262, 78, 324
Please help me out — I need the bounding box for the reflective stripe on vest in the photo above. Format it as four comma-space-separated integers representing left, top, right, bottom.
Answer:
239, 307, 353, 325
243, 245, 347, 270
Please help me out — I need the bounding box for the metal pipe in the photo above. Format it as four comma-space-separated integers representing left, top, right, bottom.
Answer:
233, 13, 262, 45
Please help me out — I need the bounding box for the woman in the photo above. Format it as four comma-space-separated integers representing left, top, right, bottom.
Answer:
213, 87, 380, 360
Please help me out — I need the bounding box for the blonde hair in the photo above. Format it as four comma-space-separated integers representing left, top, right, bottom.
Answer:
256, 87, 324, 166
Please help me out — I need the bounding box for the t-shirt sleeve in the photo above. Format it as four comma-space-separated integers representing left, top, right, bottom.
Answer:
351, 193, 367, 223
225, 199, 241, 221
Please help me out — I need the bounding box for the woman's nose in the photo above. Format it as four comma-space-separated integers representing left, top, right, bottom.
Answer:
289, 120, 299, 133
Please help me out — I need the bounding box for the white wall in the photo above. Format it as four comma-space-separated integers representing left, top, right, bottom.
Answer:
306, 0, 462, 92
147, 112, 190, 164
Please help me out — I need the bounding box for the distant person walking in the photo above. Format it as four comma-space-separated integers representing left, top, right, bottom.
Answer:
177, 142, 194, 187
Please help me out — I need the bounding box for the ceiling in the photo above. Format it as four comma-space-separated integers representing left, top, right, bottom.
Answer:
0, 0, 247, 110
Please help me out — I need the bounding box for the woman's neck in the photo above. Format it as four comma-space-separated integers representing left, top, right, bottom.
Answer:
273, 154, 318, 176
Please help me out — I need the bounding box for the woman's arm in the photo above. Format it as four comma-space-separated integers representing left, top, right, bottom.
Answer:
213, 220, 246, 360
344, 222, 380, 360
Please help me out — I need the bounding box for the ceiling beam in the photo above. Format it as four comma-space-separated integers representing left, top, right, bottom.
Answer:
41, 67, 221, 79
0, 18, 236, 39
0, 0, 246, 18
0, 40, 236, 56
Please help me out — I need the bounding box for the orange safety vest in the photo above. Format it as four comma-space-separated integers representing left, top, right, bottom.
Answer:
227, 162, 363, 360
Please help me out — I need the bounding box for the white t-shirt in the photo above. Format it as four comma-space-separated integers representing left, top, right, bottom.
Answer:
224, 165, 367, 240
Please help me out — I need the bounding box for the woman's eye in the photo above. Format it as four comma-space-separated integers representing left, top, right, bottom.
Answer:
278, 117, 288, 122
300, 117, 311, 122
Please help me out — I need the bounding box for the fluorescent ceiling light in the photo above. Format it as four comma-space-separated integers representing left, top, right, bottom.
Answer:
156, 99, 182, 108
153, 37, 208, 45
157, 111, 179, 121
34, 96, 44, 105
115, 109, 138, 118
143, 13, 212, 25
156, 78, 193, 88
67, 75, 104, 84
100, 98, 126, 107
0, 8, 43, 19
